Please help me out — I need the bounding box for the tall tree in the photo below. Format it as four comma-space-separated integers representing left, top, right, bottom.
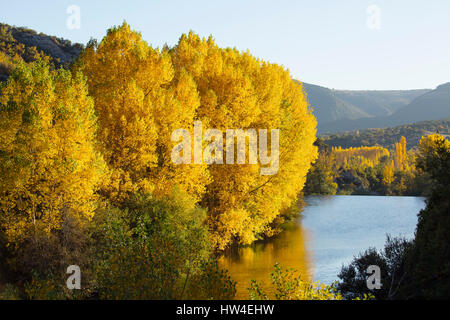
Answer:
171, 32, 317, 249
304, 140, 337, 195
76, 23, 210, 204
0, 60, 106, 243
77, 25, 318, 250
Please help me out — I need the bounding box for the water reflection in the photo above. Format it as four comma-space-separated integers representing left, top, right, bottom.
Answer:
218, 195, 426, 299
219, 220, 312, 299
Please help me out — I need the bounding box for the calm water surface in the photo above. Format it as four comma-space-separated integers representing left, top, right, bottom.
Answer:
219, 195, 426, 299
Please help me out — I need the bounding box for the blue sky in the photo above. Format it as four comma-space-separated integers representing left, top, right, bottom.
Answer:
1, 0, 449, 90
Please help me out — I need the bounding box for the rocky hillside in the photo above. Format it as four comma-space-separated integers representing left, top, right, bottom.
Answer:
0, 23, 83, 81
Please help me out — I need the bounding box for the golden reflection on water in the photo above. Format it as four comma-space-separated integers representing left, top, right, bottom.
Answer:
218, 221, 312, 300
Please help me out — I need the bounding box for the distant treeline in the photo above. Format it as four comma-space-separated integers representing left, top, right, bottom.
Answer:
304, 136, 437, 196
321, 118, 450, 150
336, 134, 450, 299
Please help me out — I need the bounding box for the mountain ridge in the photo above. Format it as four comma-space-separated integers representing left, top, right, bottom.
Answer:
316, 83, 450, 134
298, 81, 442, 134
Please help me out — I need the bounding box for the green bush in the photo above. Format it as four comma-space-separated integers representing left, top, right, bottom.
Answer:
249, 263, 345, 300
336, 235, 412, 300
92, 191, 212, 299
186, 258, 236, 300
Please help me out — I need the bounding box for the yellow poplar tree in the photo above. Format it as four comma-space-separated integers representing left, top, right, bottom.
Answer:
382, 160, 395, 187
171, 32, 318, 249
394, 136, 408, 171
77, 25, 317, 249
76, 23, 210, 204
332, 146, 389, 167
0, 60, 106, 243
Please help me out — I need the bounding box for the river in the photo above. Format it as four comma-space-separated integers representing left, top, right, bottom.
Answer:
218, 195, 426, 299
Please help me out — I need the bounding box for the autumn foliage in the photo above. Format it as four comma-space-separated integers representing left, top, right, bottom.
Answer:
0, 61, 106, 244
306, 135, 434, 196
75, 23, 317, 249
0, 21, 319, 298
0, 22, 320, 299
332, 146, 390, 168
1, 21, 446, 300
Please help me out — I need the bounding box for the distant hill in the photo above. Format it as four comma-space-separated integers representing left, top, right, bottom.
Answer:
300, 81, 432, 133
389, 82, 450, 123
301, 82, 371, 124
317, 83, 450, 134
0, 23, 83, 81
322, 118, 450, 150
333, 89, 430, 117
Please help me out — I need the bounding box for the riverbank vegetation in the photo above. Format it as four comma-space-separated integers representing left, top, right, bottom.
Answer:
304, 135, 434, 196
248, 263, 350, 300
336, 134, 450, 299
0, 23, 318, 299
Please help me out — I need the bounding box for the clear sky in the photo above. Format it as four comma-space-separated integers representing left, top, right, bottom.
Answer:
1, 0, 449, 90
